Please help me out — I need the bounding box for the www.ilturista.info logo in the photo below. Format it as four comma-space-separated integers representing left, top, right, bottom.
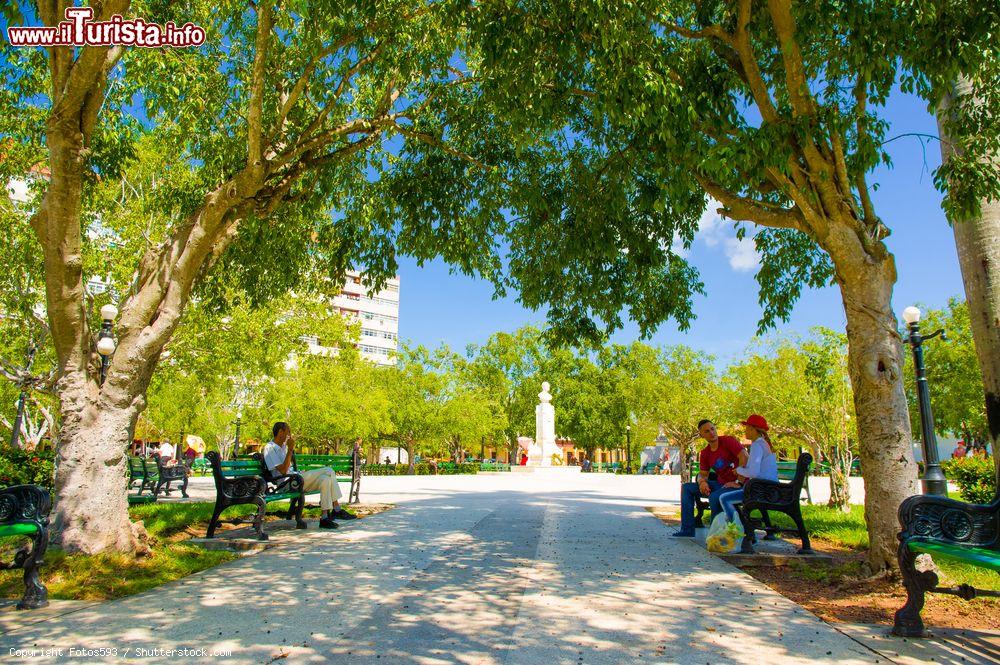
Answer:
6, 7, 205, 48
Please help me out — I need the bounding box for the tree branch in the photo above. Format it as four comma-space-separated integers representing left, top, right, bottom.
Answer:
247, 2, 273, 170
732, 0, 779, 123
694, 173, 804, 231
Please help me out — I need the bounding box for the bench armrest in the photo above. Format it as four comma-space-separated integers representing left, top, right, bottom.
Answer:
898, 494, 1000, 549
219, 475, 266, 501
0, 485, 51, 525
743, 478, 798, 506
265, 472, 304, 496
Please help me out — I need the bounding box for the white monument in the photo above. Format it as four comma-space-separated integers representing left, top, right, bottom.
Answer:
511, 381, 580, 474
534, 381, 561, 466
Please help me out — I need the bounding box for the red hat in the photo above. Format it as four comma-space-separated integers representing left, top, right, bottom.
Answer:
740, 414, 769, 431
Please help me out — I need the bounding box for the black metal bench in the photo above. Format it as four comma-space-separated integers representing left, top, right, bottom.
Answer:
893, 494, 999, 637
206, 451, 306, 541
0, 485, 51, 609
152, 452, 189, 498
737, 453, 813, 554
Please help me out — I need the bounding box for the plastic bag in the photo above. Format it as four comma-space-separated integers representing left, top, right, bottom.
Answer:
705, 512, 744, 553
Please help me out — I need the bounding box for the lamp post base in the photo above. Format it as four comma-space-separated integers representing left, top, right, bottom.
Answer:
920, 475, 949, 497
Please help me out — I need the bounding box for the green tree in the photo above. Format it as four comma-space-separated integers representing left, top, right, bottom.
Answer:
142, 294, 352, 457
652, 347, 721, 482
2, 1, 524, 553
472, 0, 928, 571
464, 327, 548, 460
433, 347, 506, 462
724, 330, 856, 511
269, 354, 391, 454
383, 346, 446, 473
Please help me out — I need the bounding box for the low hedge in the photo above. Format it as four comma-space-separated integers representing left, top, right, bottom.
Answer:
0, 449, 54, 490
362, 463, 479, 476
941, 457, 997, 504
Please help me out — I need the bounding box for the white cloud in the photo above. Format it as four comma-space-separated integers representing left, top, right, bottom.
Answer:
695, 198, 760, 272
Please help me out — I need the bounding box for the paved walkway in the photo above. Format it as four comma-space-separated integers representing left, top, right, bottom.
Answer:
2, 474, 881, 664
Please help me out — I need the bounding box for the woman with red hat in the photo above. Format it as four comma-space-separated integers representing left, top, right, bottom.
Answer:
717, 414, 779, 524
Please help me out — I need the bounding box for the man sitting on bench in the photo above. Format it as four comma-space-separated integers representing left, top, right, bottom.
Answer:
673, 419, 746, 537
263, 422, 357, 529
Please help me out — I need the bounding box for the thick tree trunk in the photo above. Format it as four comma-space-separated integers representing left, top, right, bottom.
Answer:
53, 375, 148, 554
835, 249, 919, 572
937, 78, 1000, 492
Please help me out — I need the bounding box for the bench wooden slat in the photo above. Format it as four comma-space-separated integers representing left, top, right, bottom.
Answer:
0, 523, 40, 537
908, 538, 1000, 573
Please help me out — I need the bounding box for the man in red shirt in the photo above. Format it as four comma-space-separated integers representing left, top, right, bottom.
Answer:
673, 419, 747, 537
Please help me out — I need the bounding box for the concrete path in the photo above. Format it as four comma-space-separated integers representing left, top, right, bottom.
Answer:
2, 474, 881, 664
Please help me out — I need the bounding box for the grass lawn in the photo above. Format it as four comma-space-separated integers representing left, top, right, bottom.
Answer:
1, 500, 373, 602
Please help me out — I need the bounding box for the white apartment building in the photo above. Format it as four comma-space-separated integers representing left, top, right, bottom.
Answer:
324, 270, 400, 366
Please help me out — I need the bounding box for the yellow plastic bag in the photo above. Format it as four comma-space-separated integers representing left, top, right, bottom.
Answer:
705, 512, 744, 553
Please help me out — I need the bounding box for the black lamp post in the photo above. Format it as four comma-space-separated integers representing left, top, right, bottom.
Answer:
96, 304, 118, 386
903, 306, 948, 496
625, 424, 632, 474
9, 344, 37, 449
232, 413, 243, 458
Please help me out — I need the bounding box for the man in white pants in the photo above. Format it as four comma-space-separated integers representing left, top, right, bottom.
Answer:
262, 422, 356, 529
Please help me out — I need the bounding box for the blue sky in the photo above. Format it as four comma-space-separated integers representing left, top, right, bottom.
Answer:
395, 89, 966, 364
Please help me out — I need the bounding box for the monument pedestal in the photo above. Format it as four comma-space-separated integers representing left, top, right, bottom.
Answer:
509, 465, 582, 475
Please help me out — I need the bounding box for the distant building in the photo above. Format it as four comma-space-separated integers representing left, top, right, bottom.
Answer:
304, 269, 400, 366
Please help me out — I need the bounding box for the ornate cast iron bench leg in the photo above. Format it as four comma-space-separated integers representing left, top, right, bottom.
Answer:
893, 538, 933, 637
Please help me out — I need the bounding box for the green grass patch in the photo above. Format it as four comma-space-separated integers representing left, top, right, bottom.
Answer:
0, 502, 246, 602
0, 543, 236, 601
0, 499, 365, 601
768, 504, 870, 550
768, 503, 998, 592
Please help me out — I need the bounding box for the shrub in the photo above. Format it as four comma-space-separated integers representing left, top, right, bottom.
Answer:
361, 462, 479, 476
0, 449, 55, 490
941, 457, 996, 504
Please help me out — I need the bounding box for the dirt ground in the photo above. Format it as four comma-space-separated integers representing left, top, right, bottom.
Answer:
648, 506, 1000, 632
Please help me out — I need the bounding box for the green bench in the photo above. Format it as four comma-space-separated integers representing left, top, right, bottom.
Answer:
0, 484, 51, 609
205, 452, 306, 540
893, 494, 999, 637
479, 461, 511, 472
191, 457, 210, 476
127, 456, 157, 504
293, 452, 361, 504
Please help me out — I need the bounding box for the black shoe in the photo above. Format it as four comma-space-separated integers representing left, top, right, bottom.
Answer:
319, 517, 339, 529
331, 508, 357, 520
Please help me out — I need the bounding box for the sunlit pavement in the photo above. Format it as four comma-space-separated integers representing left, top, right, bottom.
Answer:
1, 473, 882, 664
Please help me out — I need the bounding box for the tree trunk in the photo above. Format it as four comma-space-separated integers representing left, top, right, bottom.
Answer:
679, 436, 693, 483
53, 375, 149, 554
834, 244, 919, 572
937, 77, 1000, 493
827, 445, 853, 512
406, 437, 415, 474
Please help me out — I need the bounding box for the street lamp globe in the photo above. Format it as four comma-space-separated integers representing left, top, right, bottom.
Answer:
100, 304, 119, 321
902, 306, 921, 325
96, 336, 117, 356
